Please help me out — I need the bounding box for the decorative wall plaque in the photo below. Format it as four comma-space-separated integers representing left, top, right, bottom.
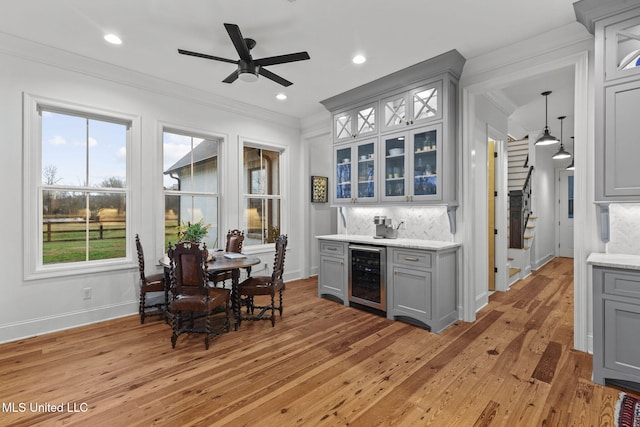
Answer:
311, 176, 328, 203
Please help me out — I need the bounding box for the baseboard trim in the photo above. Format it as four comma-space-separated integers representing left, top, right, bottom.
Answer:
0, 301, 138, 344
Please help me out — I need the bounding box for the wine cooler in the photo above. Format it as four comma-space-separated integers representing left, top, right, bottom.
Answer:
348, 245, 386, 311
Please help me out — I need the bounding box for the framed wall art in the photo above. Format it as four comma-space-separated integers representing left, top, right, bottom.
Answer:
311, 176, 328, 203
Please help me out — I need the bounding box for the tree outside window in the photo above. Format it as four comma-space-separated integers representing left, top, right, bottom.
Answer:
41, 110, 128, 264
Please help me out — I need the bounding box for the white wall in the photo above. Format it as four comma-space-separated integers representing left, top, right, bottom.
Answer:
531, 141, 561, 268
304, 129, 336, 276
469, 94, 509, 311
0, 34, 316, 343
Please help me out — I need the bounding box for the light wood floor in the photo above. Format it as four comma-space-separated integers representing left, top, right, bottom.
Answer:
1, 257, 637, 426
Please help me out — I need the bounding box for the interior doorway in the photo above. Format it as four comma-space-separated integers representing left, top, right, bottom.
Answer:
558, 169, 575, 257
488, 139, 496, 291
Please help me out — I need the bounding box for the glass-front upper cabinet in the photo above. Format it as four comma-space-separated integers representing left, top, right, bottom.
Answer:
333, 102, 377, 143
382, 125, 441, 202
382, 134, 408, 201
333, 140, 377, 204
605, 16, 640, 81
380, 81, 442, 132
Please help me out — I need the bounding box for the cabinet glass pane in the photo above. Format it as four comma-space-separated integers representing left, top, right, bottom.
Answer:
413, 88, 438, 122
413, 130, 437, 196
384, 137, 406, 197
335, 147, 352, 200
357, 107, 375, 135
617, 24, 640, 71
384, 97, 406, 127
335, 114, 352, 140
357, 142, 375, 199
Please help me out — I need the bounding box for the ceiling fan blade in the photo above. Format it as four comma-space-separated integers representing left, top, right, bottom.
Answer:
178, 49, 237, 64
224, 23, 252, 62
222, 70, 239, 84
254, 51, 310, 67
258, 67, 293, 87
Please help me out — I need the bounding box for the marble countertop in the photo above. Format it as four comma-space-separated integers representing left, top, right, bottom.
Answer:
316, 234, 461, 251
587, 252, 640, 270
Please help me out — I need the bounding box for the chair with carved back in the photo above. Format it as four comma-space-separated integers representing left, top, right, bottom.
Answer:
237, 234, 287, 327
135, 234, 167, 324
168, 241, 231, 349
210, 229, 245, 287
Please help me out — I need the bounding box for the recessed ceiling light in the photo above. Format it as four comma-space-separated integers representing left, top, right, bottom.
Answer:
352, 54, 366, 65
104, 34, 122, 45
276, 93, 287, 101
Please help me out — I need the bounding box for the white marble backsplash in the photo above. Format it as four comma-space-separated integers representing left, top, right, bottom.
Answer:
607, 203, 640, 255
337, 206, 454, 242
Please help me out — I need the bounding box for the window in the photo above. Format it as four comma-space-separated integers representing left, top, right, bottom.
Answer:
24, 95, 138, 279
163, 130, 219, 250
568, 175, 574, 219
243, 146, 281, 246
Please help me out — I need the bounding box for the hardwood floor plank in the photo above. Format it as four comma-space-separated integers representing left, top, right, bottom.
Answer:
0, 258, 636, 426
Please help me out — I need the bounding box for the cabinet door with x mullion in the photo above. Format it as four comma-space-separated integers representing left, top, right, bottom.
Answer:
380, 81, 443, 133
333, 101, 377, 143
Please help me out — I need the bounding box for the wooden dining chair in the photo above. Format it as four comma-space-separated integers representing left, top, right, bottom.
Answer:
135, 234, 167, 324
237, 234, 287, 327
210, 229, 245, 287
168, 241, 231, 349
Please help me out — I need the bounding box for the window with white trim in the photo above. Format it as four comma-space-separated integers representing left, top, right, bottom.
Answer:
243, 145, 282, 246
163, 130, 220, 250
24, 95, 137, 279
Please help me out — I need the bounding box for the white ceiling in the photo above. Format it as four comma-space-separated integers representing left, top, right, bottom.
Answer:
1, 0, 581, 121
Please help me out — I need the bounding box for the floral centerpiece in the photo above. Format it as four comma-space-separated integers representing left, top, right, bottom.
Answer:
176, 219, 211, 243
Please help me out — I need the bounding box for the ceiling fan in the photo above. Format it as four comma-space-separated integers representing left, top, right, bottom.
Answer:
178, 23, 310, 87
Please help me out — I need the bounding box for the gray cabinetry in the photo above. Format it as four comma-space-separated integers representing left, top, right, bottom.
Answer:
333, 102, 377, 143
592, 266, 640, 387
387, 247, 458, 333
602, 81, 640, 198
321, 50, 464, 206
576, 3, 640, 201
318, 240, 348, 304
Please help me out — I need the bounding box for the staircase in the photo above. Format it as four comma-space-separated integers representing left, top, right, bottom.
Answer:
506, 138, 537, 284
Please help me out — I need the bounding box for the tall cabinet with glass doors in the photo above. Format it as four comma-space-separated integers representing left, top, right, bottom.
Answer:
322, 50, 464, 209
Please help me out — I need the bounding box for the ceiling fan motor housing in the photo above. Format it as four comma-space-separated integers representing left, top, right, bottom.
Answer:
238, 59, 259, 82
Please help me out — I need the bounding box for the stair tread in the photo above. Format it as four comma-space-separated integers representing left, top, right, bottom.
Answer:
509, 267, 521, 277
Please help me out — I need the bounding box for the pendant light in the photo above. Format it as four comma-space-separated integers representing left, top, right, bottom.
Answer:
535, 91, 559, 146
553, 116, 571, 160
566, 136, 575, 170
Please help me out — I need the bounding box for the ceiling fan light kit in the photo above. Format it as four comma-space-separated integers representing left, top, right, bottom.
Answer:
178, 23, 310, 87
535, 91, 559, 146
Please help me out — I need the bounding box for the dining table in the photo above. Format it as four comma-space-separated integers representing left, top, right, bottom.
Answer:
159, 251, 261, 331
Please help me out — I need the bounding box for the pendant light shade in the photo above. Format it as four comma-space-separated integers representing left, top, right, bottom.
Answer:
566, 136, 575, 170
553, 116, 571, 160
535, 91, 559, 146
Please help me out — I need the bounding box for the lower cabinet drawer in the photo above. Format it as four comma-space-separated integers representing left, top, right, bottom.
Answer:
320, 241, 346, 257
602, 269, 640, 300
391, 248, 432, 269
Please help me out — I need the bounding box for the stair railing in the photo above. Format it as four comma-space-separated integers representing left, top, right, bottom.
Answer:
509, 165, 534, 249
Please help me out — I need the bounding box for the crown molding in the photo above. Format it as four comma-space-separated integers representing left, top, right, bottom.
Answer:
0, 31, 301, 130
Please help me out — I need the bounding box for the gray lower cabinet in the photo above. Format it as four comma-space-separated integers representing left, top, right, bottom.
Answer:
387, 247, 458, 333
318, 240, 348, 304
593, 267, 640, 387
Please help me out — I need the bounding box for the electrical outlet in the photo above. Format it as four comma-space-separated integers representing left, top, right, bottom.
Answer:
82, 287, 92, 300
